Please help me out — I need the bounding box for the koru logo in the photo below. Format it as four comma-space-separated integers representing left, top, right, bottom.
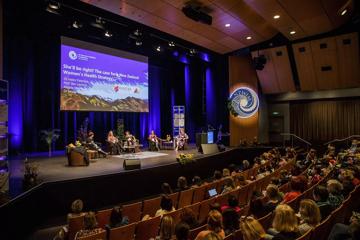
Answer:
68, 50, 77, 60
229, 87, 259, 118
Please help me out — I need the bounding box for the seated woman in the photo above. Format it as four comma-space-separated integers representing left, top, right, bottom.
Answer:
263, 184, 282, 215
148, 130, 160, 151
155, 194, 176, 217
270, 204, 300, 240
74, 212, 104, 239
175, 128, 189, 151
312, 185, 333, 220
68, 199, 86, 221
297, 199, 321, 235
157, 215, 174, 240
179, 208, 200, 230
177, 176, 190, 191
221, 195, 241, 235
107, 131, 122, 154
240, 216, 272, 240
105, 205, 129, 229
282, 176, 306, 203
124, 130, 136, 146
327, 179, 344, 208
195, 210, 225, 240
86, 131, 108, 156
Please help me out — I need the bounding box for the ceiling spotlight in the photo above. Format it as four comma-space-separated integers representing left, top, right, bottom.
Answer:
273, 15, 280, 19
104, 31, 113, 37
246, 36, 252, 40
168, 41, 175, 47
290, 30, 296, 35
134, 29, 142, 36
189, 48, 197, 55
91, 17, 105, 29
72, 21, 82, 29
156, 46, 161, 52
341, 9, 347, 16
135, 40, 142, 46
225, 23, 231, 28
48, 1, 60, 10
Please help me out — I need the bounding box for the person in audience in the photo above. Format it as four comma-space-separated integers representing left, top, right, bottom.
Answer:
191, 176, 203, 188
309, 166, 322, 185
339, 169, 359, 196
240, 216, 272, 240
263, 184, 283, 214
304, 149, 317, 166
213, 170, 222, 181
177, 176, 189, 191
282, 176, 305, 203
175, 222, 190, 240
279, 170, 291, 186
86, 131, 108, 156
242, 160, 251, 171
270, 204, 300, 240
221, 177, 235, 194
74, 212, 103, 239
162, 182, 173, 194
327, 179, 344, 208
228, 164, 238, 176
106, 205, 129, 230
328, 211, 360, 240
210, 202, 221, 213
250, 191, 266, 219
222, 168, 230, 178
107, 130, 122, 154
155, 194, 175, 217
271, 177, 281, 187
157, 215, 174, 240
148, 130, 161, 151
67, 199, 85, 221
179, 208, 199, 229
195, 210, 225, 240
312, 185, 333, 220
234, 175, 250, 188
297, 199, 321, 235
221, 194, 241, 213
202, 231, 223, 240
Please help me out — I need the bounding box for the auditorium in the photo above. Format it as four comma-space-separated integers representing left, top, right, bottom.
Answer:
0, 0, 359, 240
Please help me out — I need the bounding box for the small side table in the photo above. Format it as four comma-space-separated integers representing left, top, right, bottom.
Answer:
162, 141, 174, 150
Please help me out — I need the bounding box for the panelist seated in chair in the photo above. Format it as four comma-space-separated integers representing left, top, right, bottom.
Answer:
107, 131, 122, 154
86, 131, 108, 156
148, 130, 160, 151
175, 128, 189, 151
124, 130, 136, 147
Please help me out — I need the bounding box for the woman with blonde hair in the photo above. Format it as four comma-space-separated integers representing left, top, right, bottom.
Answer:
74, 212, 104, 239
240, 216, 271, 240
157, 215, 174, 240
298, 199, 321, 235
271, 204, 300, 240
195, 210, 225, 240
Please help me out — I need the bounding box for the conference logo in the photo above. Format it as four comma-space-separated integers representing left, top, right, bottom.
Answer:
228, 87, 259, 118
68, 50, 78, 60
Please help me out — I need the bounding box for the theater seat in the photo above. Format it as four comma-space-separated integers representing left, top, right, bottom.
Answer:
77, 230, 106, 240
135, 216, 161, 240
108, 222, 136, 240
68, 215, 85, 240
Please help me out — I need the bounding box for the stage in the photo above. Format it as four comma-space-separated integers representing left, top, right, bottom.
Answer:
19, 144, 202, 182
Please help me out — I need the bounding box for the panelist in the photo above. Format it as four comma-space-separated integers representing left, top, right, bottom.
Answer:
86, 131, 108, 156
175, 128, 189, 151
124, 130, 136, 146
148, 130, 160, 151
107, 131, 122, 154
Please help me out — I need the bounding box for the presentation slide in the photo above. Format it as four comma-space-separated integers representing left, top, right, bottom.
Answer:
60, 37, 148, 112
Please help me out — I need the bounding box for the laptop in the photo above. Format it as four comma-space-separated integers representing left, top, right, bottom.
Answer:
208, 188, 218, 197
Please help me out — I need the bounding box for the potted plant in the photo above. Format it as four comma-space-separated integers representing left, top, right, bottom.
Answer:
40, 129, 61, 157
22, 159, 40, 191
177, 153, 195, 165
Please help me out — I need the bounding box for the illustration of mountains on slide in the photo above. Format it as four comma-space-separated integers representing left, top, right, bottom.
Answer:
60, 88, 149, 112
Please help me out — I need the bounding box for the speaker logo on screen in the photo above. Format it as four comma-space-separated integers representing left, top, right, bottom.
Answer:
229, 87, 259, 118
68, 50, 78, 60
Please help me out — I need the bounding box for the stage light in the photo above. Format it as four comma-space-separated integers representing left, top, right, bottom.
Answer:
246, 36, 252, 40
189, 48, 197, 55
48, 1, 60, 10
156, 46, 161, 52
168, 41, 175, 47
91, 17, 105, 29
273, 15, 280, 19
72, 21, 82, 29
225, 23, 231, 28
290, 30, 296, 35
135, 40, 142, 46
134, 29, 142, 36
341, 9, 347, 16
104, 30, 113, 37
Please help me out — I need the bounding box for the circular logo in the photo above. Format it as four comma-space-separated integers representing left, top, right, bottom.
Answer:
229, 87, 259, 118
68, 50, 77, 60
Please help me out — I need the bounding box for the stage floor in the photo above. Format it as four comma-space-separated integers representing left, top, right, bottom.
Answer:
26, 144, 203, 182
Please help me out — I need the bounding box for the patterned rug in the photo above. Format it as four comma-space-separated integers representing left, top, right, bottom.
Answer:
113, 151, 169, 159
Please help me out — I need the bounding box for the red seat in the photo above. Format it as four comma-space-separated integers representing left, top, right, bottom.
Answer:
168, 192, 180, 208
178, 188, 195, 208
96, 209, 112, 229
192, 184, 208, 204
186, 202, 201, 220
135, 216, 161, 240
77, 230, 106, 240
108, 222, 136, 240
257, 212, 273, 230
142, 196, 161, 217
198, 198, 216, 224
68, 215, 85, 240
163, 208, 183, 225
123, 202, 142, 223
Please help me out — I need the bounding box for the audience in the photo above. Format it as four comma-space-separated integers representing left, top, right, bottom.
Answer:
192, 176, 203, 188
179, 208, 199, 229
263, 184, 282, 214
328, 211, 360, 240
161, 182, 173, 194
270, 204, 300, 240
221, 195, 241, 235
312, 185, 333, 219
195, 210, 225, 240
327, 179, 344, 208
222, 168, 230, 178
155, 195, 175, 217
213, 170, 222, 181
177, 176, 189, 191
74, 212, 103, 240
105, 205, 129, 229
157, 215, 174, 240
240, 216, 272, 240
67, 199, 85, 221
175, 222, 190, 240
282, 176, 305, 203
297, 199, 321, 235
221, 177, 235, 194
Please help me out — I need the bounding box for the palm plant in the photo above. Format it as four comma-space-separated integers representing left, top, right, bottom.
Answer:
40, 129, 61, 157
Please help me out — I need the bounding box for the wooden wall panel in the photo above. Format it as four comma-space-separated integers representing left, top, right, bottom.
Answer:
270, 46, 296, 92
292, 42, 318, 91
310, 37, 339, 90
336, 33, 360, 88
229, 56, 259, 146
251, 50, 280, 94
